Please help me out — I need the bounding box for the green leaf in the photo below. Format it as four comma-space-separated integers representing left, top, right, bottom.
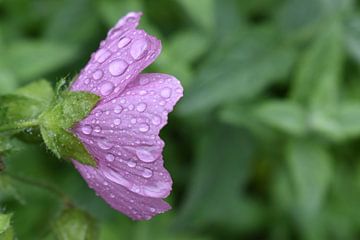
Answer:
41, 91, 100, 130
39, 91, 99, 166
40, 126, 96, 166
0, 80, 54, 132
309, 101, 360, 141
0, 213, 12, 234
286, 139, 332, 239
291, 21, 343, 108
175, 123, 264, 232
253, 100, 307, 136
5, 40, 76, 82
176, 0, 215, 33
53, 208, 98, 240
178, 26, 296, 115
0, 213, 14, 239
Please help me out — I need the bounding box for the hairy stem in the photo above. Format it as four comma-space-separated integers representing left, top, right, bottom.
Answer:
0, 119, 39, 133
4, 172, 74, 207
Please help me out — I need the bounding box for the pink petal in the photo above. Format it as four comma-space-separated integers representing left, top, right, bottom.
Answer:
73, 162, 171, 221
70, 12, 161, 102
72, 74, 183, 220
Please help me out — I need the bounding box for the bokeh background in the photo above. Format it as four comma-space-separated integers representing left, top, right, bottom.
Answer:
1, 0, 360, 239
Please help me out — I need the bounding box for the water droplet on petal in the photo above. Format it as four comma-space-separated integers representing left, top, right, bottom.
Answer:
136, 149, 156, 162
142, 168, 153, 178
110, 193, 115, 198
114, 105, 123, 114
103, 181, 109, 186
117, 37, 131, 48
106, 153, 115, 162
130, 118, 137, 124
151, 116, 161, 126
130, 39, 148, 60
139, 123, 149, 133
128, 104, 134, 111
92, 70, 103, 80
100, 82, 115, 96
139, 77, 149, 85
160, 87, 172, 98
114, 119, 121, 125
94, 126, 102, 133
139, 90, 147, 95
136, 103, 147, 112
98, 140, 113, 150
81, 125, 92, 135
127, 161, 137, 168
109, 59, 128, 76
94, 49, 111, 63
150, 207, 156, 213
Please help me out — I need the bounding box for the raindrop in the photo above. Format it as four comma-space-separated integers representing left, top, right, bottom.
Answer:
92, 70, 103, 80
117, 37, 131, 48
98, 140, 113, 150
130, 118, 137, 124
114, 119, 121, 125
139, 90, 147, 95
100, 81, 115, 96
94, 49, 111, 63
142, 168, 153, 178
136, 149, 156, 162
130, 39, 148, 60
114, 105, 123, 114
150, 208, 156, 213
110, 193, 115, 198
136, 103, 147, 112
106, 153, 115, 162
81, 125, 92, 135
127, 161, 137, 168
94, 126, 102, 133
160, 87, 172, 98
139, 123, 150, 133
151, 116, 161, 126
109, 59, 128, 76
128, 104, 134, 111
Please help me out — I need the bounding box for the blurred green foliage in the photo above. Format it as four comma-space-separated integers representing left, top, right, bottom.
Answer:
1, 0, 360, 239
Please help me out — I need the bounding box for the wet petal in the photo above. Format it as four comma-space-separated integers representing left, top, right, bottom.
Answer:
70, 12, 162, 102
72, 73, 183, 219
73, 162, 171, 220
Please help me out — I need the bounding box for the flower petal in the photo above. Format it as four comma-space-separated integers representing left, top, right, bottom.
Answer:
70, 12, 162, 102
72, 73, 183, 219
73, 162, 171, 220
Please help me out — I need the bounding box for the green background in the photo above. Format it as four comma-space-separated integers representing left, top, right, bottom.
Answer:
1, 0, 360, 239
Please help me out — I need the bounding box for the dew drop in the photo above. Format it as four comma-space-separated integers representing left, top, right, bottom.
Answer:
150, 207, 156, 213
136, 103, 147, 112
130, 118, 137, 124
151, 116, 161, 126
103, 181, 109, 186
110, 193, 115, 198
139, 123, 150, 133
142, 168, 153, 178
127, 161, 137, 168
139, 77, 149, 85
139, 90, 147, 95
81, 125, 92, 135
160, 87, 172, 98
130, 39, 148, 60
94, 126, 102, 133
94, 49, 111, 63
92, 70, 103, 80
114, 119, 121, 125
100, 81, 115, 96
117, 37, 131, 48
128, 104, 134, 111
114, 105, 123, 114
109, 59, 128, 76
98, 140, 113, 150
106, 153, 115, 162
136, 149, 156, 162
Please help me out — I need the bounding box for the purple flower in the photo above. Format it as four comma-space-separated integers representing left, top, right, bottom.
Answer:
69, 12, 183, 220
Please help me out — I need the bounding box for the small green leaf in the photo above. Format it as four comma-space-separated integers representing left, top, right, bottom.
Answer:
40, 126, 96, 166
253, 100, 307, 136
39, 91, 99, 166
0, 213, 12, 233
41, 91, 100, 129
0, 213, 13, 239
53, 208, 98, 240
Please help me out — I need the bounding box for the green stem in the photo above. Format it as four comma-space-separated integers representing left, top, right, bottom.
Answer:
4, 172, 74, 207
0, 119, 39, 133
